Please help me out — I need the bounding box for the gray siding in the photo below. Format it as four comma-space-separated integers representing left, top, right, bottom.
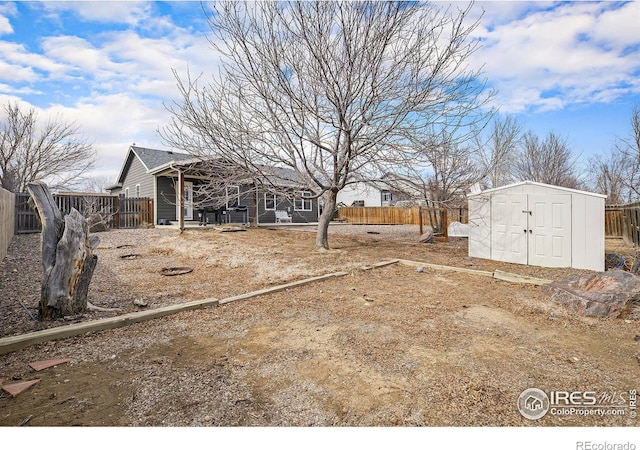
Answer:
120, 155, 154, 198
156, 176, 177, 221
256, 190, 317, 224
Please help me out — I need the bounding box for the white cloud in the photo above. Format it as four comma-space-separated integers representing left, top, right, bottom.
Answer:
472, 2, 640, 113
0, 15, 12, 35
42, 92, 173, 177
39, 1, 152, 26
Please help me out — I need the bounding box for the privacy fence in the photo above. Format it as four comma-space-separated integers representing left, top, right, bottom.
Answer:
0, 187, 15, 261
15, 193, 154, 234
605, 203, 640, 247
336, 206, 468, 234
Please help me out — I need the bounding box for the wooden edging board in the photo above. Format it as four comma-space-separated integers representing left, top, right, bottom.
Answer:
397, 259, 552, 286
0, 260, 551, 356
0, 271, 349, 356
397, 259, 495, 277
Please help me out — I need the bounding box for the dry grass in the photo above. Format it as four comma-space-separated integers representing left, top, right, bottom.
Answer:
1, 225, 639, 427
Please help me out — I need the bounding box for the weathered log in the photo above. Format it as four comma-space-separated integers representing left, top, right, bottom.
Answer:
26, 182, 99, 320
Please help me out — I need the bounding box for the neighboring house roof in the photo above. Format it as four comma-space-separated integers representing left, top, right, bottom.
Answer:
467, 180, 607, 199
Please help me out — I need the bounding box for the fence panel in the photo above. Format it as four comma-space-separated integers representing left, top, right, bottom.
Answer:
15, 193, 40, 234
118, 197, 153, 229
14, 193, 154, 233
605, 208, 623, 237
1, 187, 15, 260
337, 206, 467, 233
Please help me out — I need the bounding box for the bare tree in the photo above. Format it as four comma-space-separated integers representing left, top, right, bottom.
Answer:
391, 130, 481, 208
587, 151, 627, 205
475, 115, 521, 189
513, 131, 581, 189
611, 105, 640, 202
79, 175, 116, 194
0, 101, 95, 193
161, 0, 492, 249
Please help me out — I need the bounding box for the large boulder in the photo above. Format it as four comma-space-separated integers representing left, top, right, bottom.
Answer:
542, 270, 640, 318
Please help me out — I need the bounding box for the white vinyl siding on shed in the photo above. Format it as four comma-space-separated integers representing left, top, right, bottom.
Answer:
468, 181, 606, 271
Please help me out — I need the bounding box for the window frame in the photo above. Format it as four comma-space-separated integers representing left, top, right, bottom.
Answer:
294, 190, 313, 211
226, 185, 240, 208
264, 192, 276, 211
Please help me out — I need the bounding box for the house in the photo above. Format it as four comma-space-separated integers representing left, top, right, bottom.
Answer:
337, 177, 424, 207
106, 145, 319, 225
468, 181, 606, 271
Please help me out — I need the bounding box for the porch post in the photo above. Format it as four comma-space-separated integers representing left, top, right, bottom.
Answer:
178, 169, 185, 231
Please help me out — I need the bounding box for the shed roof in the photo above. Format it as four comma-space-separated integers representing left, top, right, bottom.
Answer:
467, 180, 607, 199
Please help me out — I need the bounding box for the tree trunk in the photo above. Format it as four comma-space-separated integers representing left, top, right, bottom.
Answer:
26, 182, 99, 320
316, 190, 337, 250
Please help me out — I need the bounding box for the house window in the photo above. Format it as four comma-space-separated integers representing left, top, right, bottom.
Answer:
264, 193, 276, 210
226, 186, 240, 208
135, 184, 140, 198
124, 187, 129, 198
294, 191, 312, 211
382, 191, 392, 204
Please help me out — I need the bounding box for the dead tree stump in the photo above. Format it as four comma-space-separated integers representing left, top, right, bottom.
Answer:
26, 182, 100, 320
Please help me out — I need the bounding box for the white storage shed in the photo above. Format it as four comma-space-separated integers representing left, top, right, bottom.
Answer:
468, 181, 606, 271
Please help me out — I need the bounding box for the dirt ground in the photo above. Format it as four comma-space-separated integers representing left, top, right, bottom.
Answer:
1, 224, 639, 427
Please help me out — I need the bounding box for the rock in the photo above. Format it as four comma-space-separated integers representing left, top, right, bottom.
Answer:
133, 298, 148, 307
542, 270, 640, 318
418, 226, 434, 243
417, 267, 424, 273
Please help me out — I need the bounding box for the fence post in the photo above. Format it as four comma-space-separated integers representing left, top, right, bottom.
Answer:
442, 208, 448, 241
115, 196, 121, 229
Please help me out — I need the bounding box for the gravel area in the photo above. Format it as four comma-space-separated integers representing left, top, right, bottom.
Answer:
1, 225, 639, 427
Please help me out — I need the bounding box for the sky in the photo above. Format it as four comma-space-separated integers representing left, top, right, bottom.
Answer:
0, 1, 639, 189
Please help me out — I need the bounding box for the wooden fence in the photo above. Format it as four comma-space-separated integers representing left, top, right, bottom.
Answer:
15, 193, 154, 234
605, 207, 624, 237
0, 187, 15, 261
605, 203, 640, 246
336, 206, 468, 233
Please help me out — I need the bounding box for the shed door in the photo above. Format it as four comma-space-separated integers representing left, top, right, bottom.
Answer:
528, 194, 571, 267
490, 194, 528, 264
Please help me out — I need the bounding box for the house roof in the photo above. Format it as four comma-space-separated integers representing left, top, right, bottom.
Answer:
467, 180, 607, 199
132, 146, 192, 171
108, 145, 192, 188
109, 145, 308, 190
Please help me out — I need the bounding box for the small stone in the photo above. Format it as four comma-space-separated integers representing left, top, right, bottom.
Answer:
133, 298, 148, 307
110, 354, 116, 359
417, 267, 424, 273
204, 415, 211, 422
